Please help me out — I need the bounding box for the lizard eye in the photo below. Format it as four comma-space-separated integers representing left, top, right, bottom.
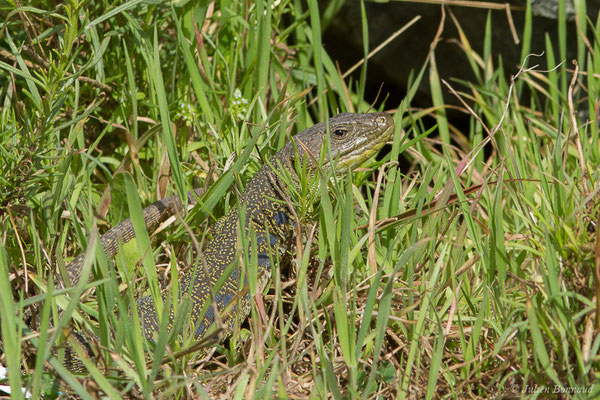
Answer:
333, 129, 346, 138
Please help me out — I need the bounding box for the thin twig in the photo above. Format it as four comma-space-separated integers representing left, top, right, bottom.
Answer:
342, 16, 421, 79
595, 212, 600, 330
368, 161, 396, 274
6, 207, 28, 293
567, 59, 587, 193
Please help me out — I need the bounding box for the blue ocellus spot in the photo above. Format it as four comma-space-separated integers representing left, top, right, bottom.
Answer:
258, 253, 270, 267
195, 323, 206, 338
269, 233, 278, 246
227, 267, 238, 281
273, 211, 288, 226
195, 306, 214, 337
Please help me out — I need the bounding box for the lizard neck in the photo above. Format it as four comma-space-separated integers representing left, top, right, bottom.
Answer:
208, 165, 293, 268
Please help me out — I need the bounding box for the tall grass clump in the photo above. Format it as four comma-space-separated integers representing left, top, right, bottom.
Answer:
386, 3, 600, 398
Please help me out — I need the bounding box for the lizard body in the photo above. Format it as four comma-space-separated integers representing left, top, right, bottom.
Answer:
62, 112, 395, 371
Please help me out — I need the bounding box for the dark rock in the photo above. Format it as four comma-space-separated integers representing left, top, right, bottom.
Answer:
323, 1, 597, 109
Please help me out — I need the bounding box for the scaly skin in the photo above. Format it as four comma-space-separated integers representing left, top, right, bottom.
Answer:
64, 188, 205, 287
62, 112, 395, 371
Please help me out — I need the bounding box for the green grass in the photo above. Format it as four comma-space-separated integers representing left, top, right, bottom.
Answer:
1, 1, 600, 399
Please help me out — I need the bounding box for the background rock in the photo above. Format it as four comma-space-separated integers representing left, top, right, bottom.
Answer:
323, 1, 597, 109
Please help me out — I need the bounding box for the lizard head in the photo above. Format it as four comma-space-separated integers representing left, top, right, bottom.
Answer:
291, 112, 395, 173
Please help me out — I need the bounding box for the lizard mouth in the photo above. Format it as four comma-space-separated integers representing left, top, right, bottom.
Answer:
330, 118, 395, 171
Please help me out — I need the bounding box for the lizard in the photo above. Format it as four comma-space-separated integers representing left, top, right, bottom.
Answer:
59, 112, 395, 372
